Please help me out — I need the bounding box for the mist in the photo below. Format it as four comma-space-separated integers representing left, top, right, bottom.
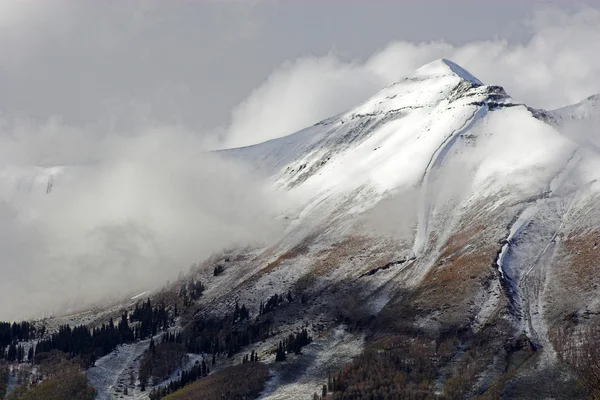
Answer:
0, 121, 286, 320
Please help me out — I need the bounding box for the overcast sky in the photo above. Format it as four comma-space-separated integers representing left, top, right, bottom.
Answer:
1, 0, 598, 149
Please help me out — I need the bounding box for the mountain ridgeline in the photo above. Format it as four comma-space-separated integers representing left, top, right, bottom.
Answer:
2, 59, 600, 399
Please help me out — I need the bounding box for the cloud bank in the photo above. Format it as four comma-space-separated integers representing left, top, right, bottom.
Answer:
0, 122, 285, 320
224, 7, 600, 147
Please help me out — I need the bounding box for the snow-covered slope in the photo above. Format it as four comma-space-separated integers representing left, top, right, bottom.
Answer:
551, 93, 600, 122
3, 59, 598, 328
220, 59, 600, 378
6, 59, 600, 399
215, 61, 600, 397
224, 59, 575, 259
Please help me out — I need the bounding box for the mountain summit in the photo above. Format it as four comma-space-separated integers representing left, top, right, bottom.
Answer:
413, 58, 483, 86
215, 59, 600, 397
225, 59, 566, 256
3, 60, 600, 399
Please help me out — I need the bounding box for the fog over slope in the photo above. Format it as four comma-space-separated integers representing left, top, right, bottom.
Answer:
0, 131, 287, 320
1, 2, 600, 321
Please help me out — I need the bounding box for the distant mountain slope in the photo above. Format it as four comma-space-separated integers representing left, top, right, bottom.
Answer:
551, 93, 600, 122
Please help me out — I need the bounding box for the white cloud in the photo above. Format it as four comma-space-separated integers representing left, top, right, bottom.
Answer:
223, 56, 380, 148
223, 7, 600, 147
0, 122, 285, 320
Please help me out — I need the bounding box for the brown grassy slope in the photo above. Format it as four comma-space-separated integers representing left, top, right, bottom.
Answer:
377, 221, 505, 334
544, 193, 600, 330
0, 363, 8, 399
545, 231, 600, 325
163, 363, 269, 400
7, 367, 95, 400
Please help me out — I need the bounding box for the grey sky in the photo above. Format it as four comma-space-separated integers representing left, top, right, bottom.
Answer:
0, 0, 594, 138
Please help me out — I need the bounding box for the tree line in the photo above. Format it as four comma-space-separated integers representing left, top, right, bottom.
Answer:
35, 297, 173, 367
34, 313, 135, 366
259, 291, 293, 315
0, 321, 39, 347
275, 328, 312, 361
0, 321, 43, 363
148, 359, 210, 399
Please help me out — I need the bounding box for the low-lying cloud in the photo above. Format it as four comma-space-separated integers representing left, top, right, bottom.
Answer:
0, 122, 285, 320
224, 7, 600, 147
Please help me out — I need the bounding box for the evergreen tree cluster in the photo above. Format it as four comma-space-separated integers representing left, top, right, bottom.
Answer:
143, 304, 266, 398
179, 279, 205, 306
35, 314, 135, 366
162, 331, 183, 345
34, 298, 173, 367
2, 342, 26, 363
241, 349, 259, 363
148, 359, 210, 400
259, 291, 293, 315
130, 299, 170, 338
275, 341, 286, 362
139, 338, 189, 391
183, 313, 272, 358
0, 322, 37, 347
0, 321, 40, 362
233, 301, 250, 323
287, 328, 312, 354
275, 329, 313, 362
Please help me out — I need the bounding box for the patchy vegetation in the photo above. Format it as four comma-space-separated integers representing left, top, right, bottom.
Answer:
162, 362, 269, 400
553, 323, 600, 399
0, 363, 8, 398
545, 231, 600, 327
317, 304, 536, 400
418, 225, 499, 327
324, 346, 440, 399
7, 362, 95, 400
139, 340, 188, 387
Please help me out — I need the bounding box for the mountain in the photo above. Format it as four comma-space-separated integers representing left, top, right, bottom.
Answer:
551, 93, 600, 122
3, 59, 600, 399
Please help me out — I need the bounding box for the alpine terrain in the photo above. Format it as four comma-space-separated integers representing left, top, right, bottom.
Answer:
2, 59, 600, 400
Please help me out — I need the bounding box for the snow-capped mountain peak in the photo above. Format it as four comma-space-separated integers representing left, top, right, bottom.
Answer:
230, 60, 522, 197
346, 59, 490, 119
221, 60, 575, 261
412, 58, 483, 86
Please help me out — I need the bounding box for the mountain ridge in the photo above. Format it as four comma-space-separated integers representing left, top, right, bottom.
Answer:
2, 59, 600, 399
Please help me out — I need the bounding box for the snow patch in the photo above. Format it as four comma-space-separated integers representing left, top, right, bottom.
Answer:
413, 59, 483, 87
